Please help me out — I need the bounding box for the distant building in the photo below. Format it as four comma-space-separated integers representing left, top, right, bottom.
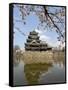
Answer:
25, 30, 52, 51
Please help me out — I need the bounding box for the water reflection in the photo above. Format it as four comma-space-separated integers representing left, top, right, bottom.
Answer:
13, 59, 65, 86
24, 63, 52, 85
13, 59, 20, 67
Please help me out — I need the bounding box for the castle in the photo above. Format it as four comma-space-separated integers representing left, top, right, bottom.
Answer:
25, 30, 52, 51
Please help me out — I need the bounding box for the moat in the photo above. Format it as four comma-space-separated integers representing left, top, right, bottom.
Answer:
13, 58, 65, 86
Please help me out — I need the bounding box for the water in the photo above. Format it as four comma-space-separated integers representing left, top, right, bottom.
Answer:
13, 60, 65, 86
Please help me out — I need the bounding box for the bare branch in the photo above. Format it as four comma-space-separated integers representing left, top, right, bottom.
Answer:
14, 27, 27, 36
43, 6, 64, 39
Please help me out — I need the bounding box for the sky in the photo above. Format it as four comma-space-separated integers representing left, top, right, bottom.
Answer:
13, 4, 63, 49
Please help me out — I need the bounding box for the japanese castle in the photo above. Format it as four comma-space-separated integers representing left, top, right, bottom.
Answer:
25, 30, 52, 51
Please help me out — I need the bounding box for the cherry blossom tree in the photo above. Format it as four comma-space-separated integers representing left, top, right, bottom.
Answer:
14, 4, 66, 47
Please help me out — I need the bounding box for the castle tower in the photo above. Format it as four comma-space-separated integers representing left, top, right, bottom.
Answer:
25, 30, 52, 51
